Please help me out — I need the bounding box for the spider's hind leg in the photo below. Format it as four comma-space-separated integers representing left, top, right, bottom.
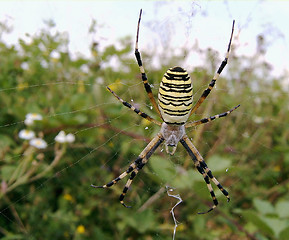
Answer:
92, 133, 164, 208
180, 135, 230, 214
119, 134, 164, 207
119, 166, 143, 208
195, 165, 218, 214
91, 165, 134, 189
200, 161, 230, 202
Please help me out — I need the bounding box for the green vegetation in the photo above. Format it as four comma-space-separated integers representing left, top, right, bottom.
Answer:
0, 20, 288, 240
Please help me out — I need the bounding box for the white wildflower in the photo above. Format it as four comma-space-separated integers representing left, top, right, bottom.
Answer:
20, 62, 29, 70
19, 129, 35, 140
24, 118, 34, 126
80, 64, 89, 73
26, 113, 43, 121
40, 59, 48, 68
50, 50, 61, 59
24, 113, 43, 126
66, 133, 75, 143
55, 131, 66, 143
55, 131, 75, 143
29, 138, 47, 149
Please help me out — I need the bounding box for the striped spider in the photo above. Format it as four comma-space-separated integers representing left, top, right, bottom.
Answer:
92, 9, 239, 214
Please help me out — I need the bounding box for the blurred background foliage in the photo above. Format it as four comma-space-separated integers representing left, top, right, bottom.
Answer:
0, 16, 289, 240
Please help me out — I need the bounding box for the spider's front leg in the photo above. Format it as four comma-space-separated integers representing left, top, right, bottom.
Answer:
134, 9, 163, 119
91, 133, 164, 207
189, 20, 235, 116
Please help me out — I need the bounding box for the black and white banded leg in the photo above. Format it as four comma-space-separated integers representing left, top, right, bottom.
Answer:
185, 104, 240, 128
135, 9, 163, 119
189, 20, 235, 116
91, 133, 164, 207
180, 135, 230, 214
107, 86, 161, 126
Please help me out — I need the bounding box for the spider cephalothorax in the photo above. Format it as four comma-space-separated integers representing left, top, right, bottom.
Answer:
160, 123, 185, 155
92, 9, 239, 214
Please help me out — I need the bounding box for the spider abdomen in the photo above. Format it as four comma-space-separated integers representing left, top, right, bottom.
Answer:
158, 67, 193, 124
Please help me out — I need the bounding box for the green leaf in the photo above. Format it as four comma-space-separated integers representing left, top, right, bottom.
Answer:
263, 217, 287, 238
241, 209, 274, 236
123, 210, 157, 233
253, 198, 275, 215
0, 234, 24, 240
0, 134, 14, 148
149, 156, 176, 183
276, 200, 289, 218
73, 113, 88, 124
173, 169, 200, 189
206, 155, 232, 172
279, 226, 289, 240
1, 165, 17, 181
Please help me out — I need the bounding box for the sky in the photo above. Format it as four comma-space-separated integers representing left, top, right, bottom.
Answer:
0, 0, 288, 78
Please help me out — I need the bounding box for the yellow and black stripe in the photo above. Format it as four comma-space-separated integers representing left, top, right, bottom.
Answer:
158, 67, 193, 125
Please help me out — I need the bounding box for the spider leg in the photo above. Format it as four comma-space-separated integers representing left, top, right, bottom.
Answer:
107, 87, 161, 126
92, 133, 164, 207
119, 160, 147, 208
185, 104, 240, 128
180, 134, 230, 214
135, 9, 163, 120
189, 20, 235, 117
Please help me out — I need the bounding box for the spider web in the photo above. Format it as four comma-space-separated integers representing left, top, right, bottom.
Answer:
0, 1, 288, 240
